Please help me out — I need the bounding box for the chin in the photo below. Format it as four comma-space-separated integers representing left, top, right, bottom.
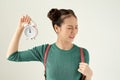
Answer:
67, 39, 74, 43
63, 38, 74, 43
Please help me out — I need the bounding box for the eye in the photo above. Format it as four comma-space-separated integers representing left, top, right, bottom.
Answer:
75, 27, 78, 29
68, 28, 72, 29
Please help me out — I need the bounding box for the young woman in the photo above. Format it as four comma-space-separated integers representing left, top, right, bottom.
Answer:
6, 8, 93, 80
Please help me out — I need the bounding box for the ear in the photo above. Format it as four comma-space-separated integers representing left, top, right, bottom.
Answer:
54, 24, 60, 33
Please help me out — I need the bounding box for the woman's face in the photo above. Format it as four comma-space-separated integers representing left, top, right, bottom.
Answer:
56, 16, 78, 43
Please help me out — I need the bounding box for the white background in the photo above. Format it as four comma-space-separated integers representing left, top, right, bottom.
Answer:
0, 0, 120, 80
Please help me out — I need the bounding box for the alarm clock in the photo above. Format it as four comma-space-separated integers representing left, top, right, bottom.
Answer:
24, 21, 38, 39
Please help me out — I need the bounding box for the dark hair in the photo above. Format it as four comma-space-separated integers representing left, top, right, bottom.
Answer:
47, 8, 77, 27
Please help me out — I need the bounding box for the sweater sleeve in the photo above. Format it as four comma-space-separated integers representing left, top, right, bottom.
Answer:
7, 44, 48, 63
83, 48, 90, 64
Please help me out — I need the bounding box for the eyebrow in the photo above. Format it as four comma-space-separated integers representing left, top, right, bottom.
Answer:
67, 25, 78, 27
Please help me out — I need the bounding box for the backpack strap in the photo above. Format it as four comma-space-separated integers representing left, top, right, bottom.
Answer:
80, 48, 86, 80
80, 48, 85, 62
44, 44, 51, 78
44, 45, 86, 80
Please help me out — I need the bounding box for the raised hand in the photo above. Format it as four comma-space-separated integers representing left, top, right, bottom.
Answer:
18, 15, 31, 30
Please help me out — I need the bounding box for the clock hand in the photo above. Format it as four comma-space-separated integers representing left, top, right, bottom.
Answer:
29, 28, 31, 33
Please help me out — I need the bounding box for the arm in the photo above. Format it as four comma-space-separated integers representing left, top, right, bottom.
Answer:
6, 15, 31, 58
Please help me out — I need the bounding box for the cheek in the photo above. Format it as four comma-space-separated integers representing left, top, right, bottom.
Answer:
63, 29, 70, 35
76, 29, 78, 34
59, 29, 69, 37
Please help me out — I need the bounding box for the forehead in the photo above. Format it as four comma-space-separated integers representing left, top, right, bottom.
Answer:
62, 16, 77, 25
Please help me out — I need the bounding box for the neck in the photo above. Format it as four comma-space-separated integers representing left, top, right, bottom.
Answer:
55, 38, 73, 50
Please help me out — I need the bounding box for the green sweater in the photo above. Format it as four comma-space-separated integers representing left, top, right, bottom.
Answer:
8, 43, 89, 80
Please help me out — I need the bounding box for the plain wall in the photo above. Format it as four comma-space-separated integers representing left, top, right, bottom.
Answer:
0, 0, 120, 80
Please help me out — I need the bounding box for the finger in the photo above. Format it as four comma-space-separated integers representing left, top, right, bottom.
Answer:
78, 68, 82, 73
79, 63, 88, 68
78, 68, 86, 75
20, 16, 24, 22
79, 66, 86, 70
24, 15, 28, 22
79, 64, 87, 68
79, 62, 88, 65
26, 15, 31, 23
25, 15, 29, 22
23, 16, 26, 22
79, 66, 85, 70
78, 68, 87, 76
78, 64, 85, 70
25, 15, 31, 23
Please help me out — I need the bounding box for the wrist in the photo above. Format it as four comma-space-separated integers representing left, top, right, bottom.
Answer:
16, 27, 24, 32
85, 76, 92, 80
85, 77, 91, 80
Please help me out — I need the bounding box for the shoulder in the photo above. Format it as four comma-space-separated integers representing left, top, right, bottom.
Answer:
82, 48, 90, 64
34, 43, 49, 49
32, 44, 50, 54
74, 44, 90, 64
74, 44, 89, 51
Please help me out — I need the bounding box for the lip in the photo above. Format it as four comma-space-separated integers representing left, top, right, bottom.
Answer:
69, 36, 75, 39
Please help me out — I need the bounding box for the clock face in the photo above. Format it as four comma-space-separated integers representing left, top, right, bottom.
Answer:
24, 24, 38, 39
